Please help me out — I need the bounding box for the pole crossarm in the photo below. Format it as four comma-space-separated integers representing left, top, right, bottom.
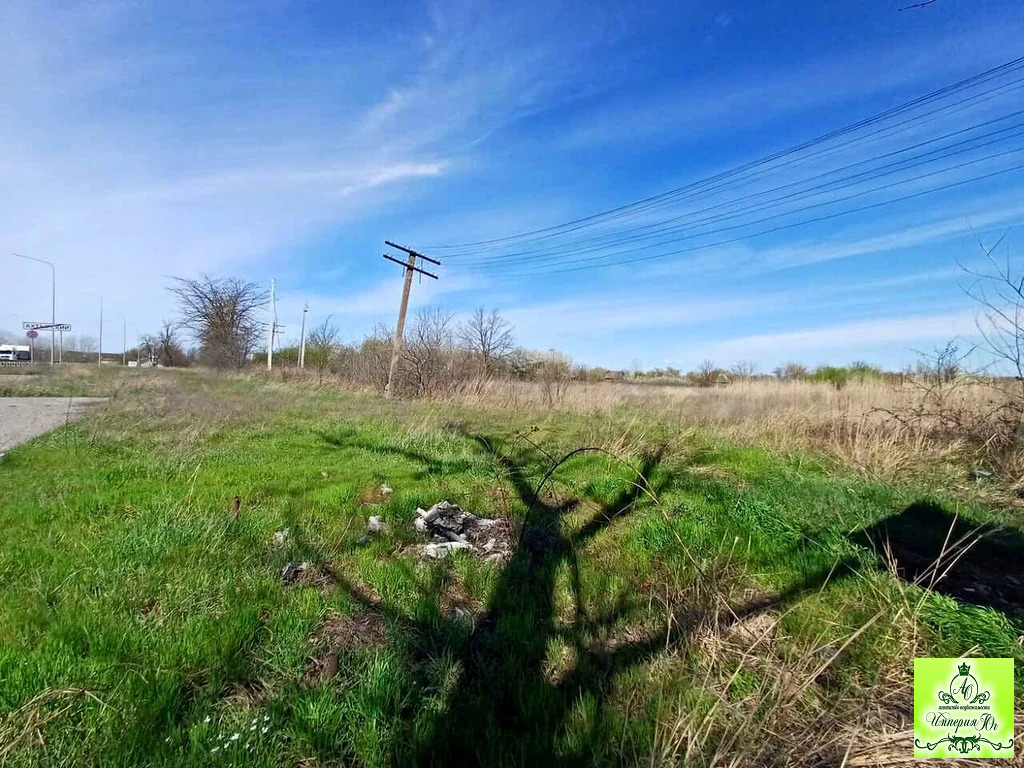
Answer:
382, 253, 438, 279
384, 240, 441, 266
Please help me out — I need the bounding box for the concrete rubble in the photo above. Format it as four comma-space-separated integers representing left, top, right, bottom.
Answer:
412, 500, 512, 563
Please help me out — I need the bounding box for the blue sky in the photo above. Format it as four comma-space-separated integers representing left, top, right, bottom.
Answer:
3, 0, 1024, 372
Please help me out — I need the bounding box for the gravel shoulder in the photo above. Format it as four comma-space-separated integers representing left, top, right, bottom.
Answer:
0, 397, 108, 453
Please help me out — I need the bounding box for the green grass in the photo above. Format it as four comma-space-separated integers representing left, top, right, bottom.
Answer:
0, 370, 1020, 766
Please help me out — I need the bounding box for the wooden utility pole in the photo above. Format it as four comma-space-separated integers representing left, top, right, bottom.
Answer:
382, 240, 440, 398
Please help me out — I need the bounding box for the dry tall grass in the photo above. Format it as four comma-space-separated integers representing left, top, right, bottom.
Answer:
439, 377, 1023, 494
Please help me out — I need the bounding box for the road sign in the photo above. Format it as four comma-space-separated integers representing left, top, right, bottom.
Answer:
26, 330, 38, 340
22, 322, 72, 331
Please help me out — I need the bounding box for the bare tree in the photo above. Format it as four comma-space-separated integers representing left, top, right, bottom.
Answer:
536, 350, 572, 405
694, 359, 717, 387
774, 362, 808, 381
402, 309, 455, 395
168, 276, 268, 369
74, 335, 99, 353
459, 307, 515, 377
153, 320, 184, 366
730, 360, 757, 380
307, 316, 340, 384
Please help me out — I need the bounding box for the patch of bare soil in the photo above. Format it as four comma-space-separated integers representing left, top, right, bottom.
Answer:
303, 611, 389, 685
440, 578, 484, 624
281, 562, 336, 594
358, 483, 393, 506
223, 680, 269, 710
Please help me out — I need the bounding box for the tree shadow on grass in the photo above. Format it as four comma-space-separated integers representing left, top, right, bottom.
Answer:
327, 432, 861, 765
850, 500, 1024, 616
318, 429, 483, 479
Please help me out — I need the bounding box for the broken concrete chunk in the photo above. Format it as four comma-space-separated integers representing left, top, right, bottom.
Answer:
420, 541, 474, 559
380, 484, 393, 495
271, 528, 289, 547
367, 516, 385, 533
411, 500, 513, 562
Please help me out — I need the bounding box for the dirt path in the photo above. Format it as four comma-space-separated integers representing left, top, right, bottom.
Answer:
0, 397, 108, 454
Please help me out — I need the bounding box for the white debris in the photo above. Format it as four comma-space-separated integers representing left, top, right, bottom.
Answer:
412, 501, 512, 562
367, 515, 385, 533
380, 484, 393, 495
271, 528, 289, 547
420, 541, 474, 559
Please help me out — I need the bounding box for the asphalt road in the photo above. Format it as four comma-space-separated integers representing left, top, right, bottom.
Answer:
0, 397, 108, 454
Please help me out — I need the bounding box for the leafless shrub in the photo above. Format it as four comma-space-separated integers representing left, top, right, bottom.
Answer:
168, 275, 268, 369
691, 359, 714, 388
355, 323, 394, 391
536, 350, 572, 405
142, 320, 186, 367
729, 360, 757, 380
307, 316, 340, 384
773, 361, 808, 380
459, 307, 514, 377
962, 236, 1024, 456
401, 309, 457, 396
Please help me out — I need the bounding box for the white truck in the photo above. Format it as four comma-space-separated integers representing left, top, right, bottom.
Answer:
0, 345, 31, 362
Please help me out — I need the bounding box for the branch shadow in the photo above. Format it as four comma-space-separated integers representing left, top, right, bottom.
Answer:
332, 434, 855, 765
849, 500, 1024, 616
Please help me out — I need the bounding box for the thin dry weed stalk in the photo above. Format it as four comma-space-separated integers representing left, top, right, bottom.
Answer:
645, 493, 1017, 767
0, 688, 106, 760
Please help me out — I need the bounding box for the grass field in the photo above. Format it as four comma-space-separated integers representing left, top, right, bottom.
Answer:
0, 368, 1021, 766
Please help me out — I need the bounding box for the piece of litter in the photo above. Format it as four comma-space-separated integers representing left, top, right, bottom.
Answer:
271, 528, 289, 547
412, 501, 513, 561
380, 484, 393, 495
281, 562, 310, 583
420, 541, 474, 559
367, 516, 385, 533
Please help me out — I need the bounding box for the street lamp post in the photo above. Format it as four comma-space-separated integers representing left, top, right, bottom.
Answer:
13, 253, 55, 365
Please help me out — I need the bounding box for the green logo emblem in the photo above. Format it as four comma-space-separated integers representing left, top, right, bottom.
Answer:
914, 658, 1014, 758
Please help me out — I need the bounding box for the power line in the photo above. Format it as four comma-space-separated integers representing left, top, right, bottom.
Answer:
448, 114, 1024, 266
445, 75, 1024, 260
488, 160, 1024, 277
426, 55, 1024, 252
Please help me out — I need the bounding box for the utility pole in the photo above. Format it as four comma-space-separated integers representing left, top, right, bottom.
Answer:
381, 241, 440, 398
266, 279, 284, 371
298, 302, 308, 369
122, 317, 126, 366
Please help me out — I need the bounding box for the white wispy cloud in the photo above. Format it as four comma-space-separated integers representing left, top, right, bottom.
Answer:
0, 0, 598, 339
679, 310, 978, 368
